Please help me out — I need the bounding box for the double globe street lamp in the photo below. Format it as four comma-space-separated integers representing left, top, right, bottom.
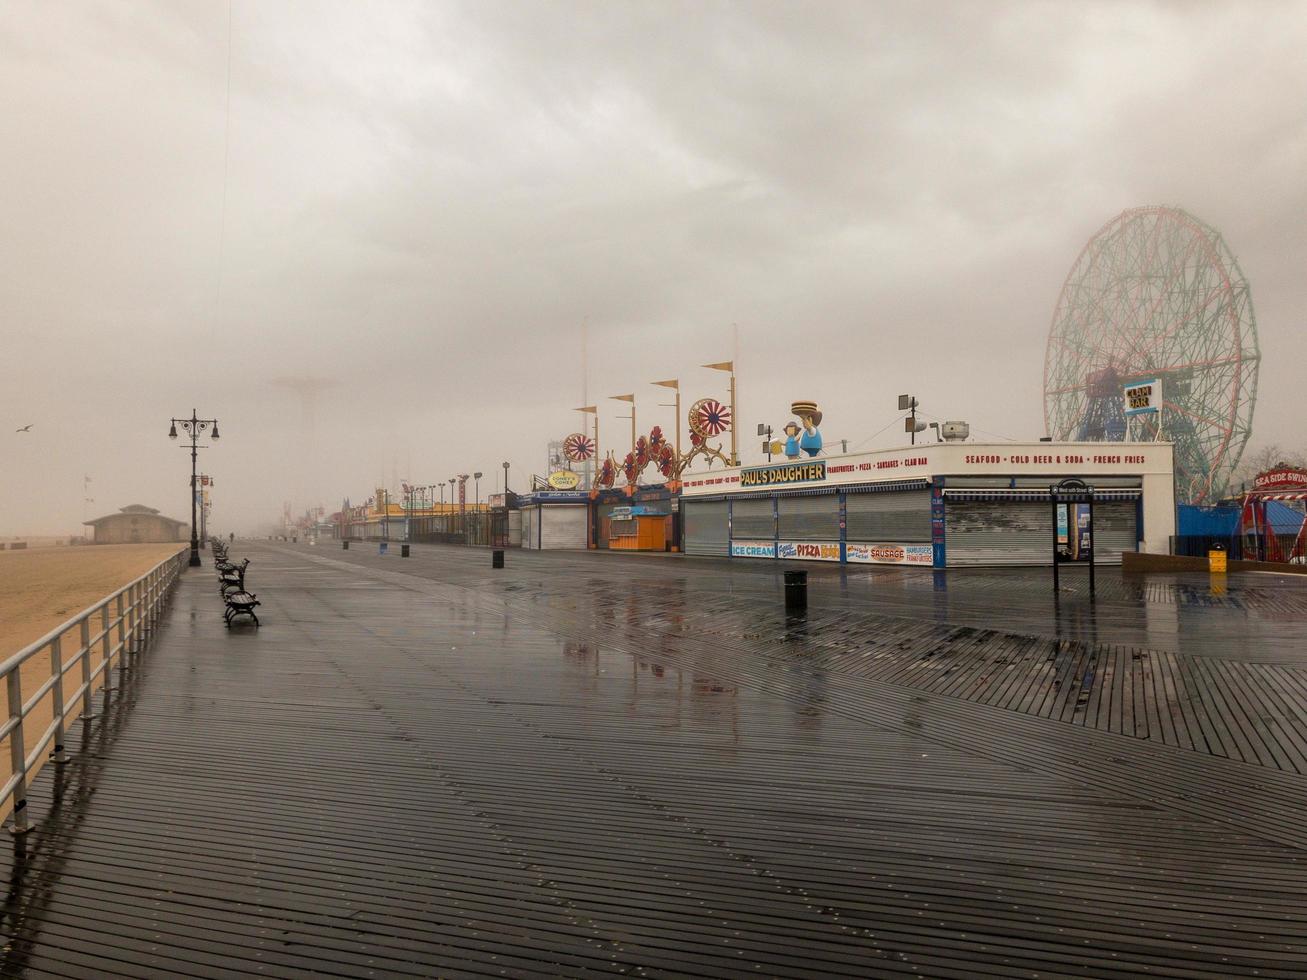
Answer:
169, 410, 220, 567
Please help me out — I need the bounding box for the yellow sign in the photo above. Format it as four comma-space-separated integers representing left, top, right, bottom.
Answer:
547, 470, 581, 490
740, 461, 826, 488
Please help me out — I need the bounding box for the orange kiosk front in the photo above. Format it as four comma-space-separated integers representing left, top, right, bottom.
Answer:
608, 505, 670, 552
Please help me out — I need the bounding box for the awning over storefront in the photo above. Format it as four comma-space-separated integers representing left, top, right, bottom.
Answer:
941, 488, 1142, 502
692, 478, 930, 502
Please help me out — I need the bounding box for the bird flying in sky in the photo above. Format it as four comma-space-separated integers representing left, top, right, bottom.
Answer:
15, 424, 33, 432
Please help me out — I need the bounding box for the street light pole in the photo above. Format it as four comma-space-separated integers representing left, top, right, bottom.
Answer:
502, 461, 510, 496
169, 409, 220, 567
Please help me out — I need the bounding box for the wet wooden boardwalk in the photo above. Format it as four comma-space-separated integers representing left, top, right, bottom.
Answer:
2, 543, 1305, 977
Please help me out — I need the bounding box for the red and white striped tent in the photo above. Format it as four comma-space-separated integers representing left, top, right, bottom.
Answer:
1240, 467, 1307, 563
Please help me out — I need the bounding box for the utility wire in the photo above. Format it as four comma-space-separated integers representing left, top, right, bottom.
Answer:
849, 412, 911, 452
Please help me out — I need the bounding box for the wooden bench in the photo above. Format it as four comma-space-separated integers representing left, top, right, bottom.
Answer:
217, 558, 249, 596
223, 591, 260, 627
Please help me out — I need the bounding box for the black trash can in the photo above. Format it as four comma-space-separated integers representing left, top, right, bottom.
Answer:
784, 569, 808, 610
401, 544, 410, 558
492, 549, 505, 569
342, 540, 349, 550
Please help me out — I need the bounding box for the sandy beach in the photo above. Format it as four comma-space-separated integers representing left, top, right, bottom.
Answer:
0, 542, 187, 822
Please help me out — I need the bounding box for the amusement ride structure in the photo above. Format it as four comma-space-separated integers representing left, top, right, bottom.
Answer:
558, 365, 743, 496
1043, 206, 1260, 503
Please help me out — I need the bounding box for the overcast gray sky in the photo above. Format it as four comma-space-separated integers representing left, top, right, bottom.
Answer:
3, 0, 1305, 534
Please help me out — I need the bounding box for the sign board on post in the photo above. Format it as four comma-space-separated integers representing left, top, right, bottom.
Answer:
1050, 478, 1095, 595
1253, 467, 1307, 490
547, 470, 581, 490
1123, 378, 1161, 416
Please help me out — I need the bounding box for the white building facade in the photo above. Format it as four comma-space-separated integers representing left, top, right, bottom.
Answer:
679, 441, 1175, 567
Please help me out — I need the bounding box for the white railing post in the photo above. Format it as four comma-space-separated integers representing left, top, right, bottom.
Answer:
79, 618, 97, 721
116, 592, 128, 673
2, 546, 184, 831
100, 604, 113, 696
49, 636, 70, 765
7, 671, 32, 834
126, 583, 138, 654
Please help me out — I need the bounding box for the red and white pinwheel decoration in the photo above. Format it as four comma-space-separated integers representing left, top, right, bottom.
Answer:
689, 398, 731, 438
563, 432, 595, 462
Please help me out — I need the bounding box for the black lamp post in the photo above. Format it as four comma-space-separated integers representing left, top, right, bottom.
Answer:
502, 460, 510, 495
474, 471, 483, 507
168, 409, 219, 567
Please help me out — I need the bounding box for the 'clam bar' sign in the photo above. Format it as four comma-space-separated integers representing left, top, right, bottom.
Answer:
740, 461, 827, 488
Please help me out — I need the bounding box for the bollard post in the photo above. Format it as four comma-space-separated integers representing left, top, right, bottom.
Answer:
379, 541, 388, 556
784, 569, 808, 611
401, 544, 410, 558
343, 540, 350, 550
492, 549, 505, 569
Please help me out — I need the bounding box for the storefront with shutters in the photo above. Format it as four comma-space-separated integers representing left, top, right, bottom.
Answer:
678, 441, 1174, 567
589, 485, 680, 550
518, 491, 590, 550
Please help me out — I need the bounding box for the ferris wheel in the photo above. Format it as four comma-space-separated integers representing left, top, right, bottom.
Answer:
1044, 206, 1260, 503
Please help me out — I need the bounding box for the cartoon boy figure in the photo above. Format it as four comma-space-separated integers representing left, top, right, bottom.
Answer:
783, 421, 802, 459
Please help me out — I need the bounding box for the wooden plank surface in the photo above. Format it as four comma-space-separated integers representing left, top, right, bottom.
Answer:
1, 542, 1305, 978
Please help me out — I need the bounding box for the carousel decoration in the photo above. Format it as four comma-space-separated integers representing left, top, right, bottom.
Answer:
563, 432, 595, 462
689, 398, 732, 440
589, 386, 736, 496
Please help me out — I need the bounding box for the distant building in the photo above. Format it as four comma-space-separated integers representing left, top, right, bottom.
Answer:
84, 504, 187, 544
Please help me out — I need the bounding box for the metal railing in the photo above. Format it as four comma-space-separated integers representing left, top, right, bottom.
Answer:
1, 547, 188, 834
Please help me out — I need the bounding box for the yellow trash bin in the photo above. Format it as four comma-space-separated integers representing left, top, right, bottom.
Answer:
1208, 544, 1228, 573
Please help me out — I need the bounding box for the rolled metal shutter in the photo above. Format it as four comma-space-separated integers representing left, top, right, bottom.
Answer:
778, 495, 840, 541
1084, 501, 1139, 562
540, 506, 586, 549
731, 498, 775, 540
845, 491, 931, 542
684, 501, 729, 556
945, 499, 1138, 565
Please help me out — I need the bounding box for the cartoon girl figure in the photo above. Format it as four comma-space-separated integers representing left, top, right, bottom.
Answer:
783, 421, 802, 459
791, 401, 823, 457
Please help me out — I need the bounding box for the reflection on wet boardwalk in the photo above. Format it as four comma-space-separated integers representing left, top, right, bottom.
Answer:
2, 543, 1305, 977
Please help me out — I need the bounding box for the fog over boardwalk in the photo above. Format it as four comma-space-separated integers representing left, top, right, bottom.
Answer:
3, 543, 1305, 976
